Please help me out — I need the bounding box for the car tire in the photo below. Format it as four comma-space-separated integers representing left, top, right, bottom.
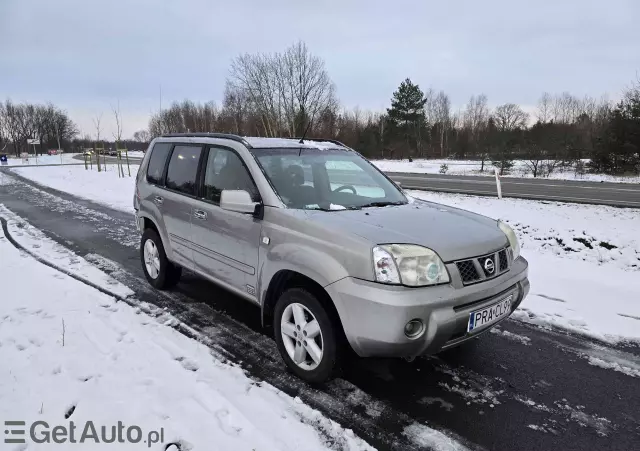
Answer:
140, 228, 181, 290
273, 288, 340, 383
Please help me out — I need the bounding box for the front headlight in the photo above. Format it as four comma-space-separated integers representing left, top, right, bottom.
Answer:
498, 220, 520, 260
372, 244, 450, 287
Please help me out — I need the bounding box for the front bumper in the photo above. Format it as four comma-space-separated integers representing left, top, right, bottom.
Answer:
325, 256, 530, 358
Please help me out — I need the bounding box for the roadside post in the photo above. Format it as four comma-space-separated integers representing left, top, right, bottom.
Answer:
124, 147, 131, 176
27, 138, 40, 165
494, 168, 502, 199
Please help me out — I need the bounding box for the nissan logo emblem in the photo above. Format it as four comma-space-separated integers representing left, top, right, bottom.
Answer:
484, 258, 495, 274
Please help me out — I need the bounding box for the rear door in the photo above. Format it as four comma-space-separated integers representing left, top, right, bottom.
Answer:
161, 144, 204, 270
191, 146, 262, 299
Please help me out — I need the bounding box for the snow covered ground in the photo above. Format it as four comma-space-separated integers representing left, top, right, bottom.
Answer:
2, 152, 81, 166
10, 164, 138, 213
408, 191, 640, 343
371, 159, 640, 184
0, 207, 375, 451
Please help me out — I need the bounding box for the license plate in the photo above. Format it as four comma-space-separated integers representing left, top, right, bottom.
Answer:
467, 295, 513, 332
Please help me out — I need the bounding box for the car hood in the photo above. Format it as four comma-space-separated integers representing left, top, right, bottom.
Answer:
306, 198, 508, 262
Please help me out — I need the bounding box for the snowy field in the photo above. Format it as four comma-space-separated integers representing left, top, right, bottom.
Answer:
0, 206, 375, 451
371, 159, 640, 184
5, 164, 640, 343
10, 164, 138, 212
2, 152, 81, 166
408, 191, 640, 343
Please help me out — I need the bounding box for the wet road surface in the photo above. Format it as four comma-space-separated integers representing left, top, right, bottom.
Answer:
388, 173, 640, 208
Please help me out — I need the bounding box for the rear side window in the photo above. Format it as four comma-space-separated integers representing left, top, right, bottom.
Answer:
146, 143, 172, 184
165, 145, 203, 195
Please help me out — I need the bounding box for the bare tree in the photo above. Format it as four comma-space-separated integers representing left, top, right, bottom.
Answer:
93, 113, 103, 142
433, 91, 451, 157
133, 130, 151, 143
493, 103, 529, 131
537, 92, 552, 123
0, 101, 6, 149
112, 102, 123, 144
228, 41, 338, 138
93, 113, 103, 171
462, 94, 489, 156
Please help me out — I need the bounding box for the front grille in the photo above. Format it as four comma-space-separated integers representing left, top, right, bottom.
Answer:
457, 260, 480, 284
499, 250, 509, 272
455, 248, 510, 286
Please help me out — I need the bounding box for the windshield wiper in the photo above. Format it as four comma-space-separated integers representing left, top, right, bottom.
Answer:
358, 201, 406, 209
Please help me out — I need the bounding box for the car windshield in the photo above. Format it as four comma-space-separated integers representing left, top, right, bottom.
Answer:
251, 147, 407, 210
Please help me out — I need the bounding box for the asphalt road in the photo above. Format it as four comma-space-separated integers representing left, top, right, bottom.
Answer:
1, 171, 639, 451
388, 173, 640, 208
71, 154, 640, 208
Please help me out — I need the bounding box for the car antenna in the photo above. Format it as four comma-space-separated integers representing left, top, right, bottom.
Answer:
299, 119, 312, 144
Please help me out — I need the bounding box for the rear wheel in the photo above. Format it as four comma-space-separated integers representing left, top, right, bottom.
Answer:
140, 228, 181, 289
273, 288, 339, 383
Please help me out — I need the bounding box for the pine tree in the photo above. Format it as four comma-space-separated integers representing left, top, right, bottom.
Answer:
386, 78, 428, 158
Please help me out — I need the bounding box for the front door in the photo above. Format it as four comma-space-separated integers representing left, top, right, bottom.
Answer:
191, 147, 262, 299
161, 144, 204, 270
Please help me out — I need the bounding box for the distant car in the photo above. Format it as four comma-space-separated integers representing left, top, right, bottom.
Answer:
108, 149, 118, 156
47, 149, 58, 156
134, 133, 529, 383
83, 150, 94, 156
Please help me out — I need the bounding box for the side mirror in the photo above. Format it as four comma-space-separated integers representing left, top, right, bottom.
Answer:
220, 190, 260, 214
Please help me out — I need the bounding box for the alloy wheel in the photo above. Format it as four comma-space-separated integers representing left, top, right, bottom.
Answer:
143, 239, 161, 279
280, 302, 324, 370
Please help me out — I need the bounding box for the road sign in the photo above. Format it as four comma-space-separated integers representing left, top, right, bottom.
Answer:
27, 138, 40, 145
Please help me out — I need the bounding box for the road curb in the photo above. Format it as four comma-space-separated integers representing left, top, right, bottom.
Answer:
0, 216, 133, 303
0, 215, 229, 363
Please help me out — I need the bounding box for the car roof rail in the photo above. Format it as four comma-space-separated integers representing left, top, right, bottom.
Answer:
160, 133, 252, 147
289, 137, 351, 149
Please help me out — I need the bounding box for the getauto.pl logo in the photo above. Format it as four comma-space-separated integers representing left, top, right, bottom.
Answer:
4, 420, 164, 447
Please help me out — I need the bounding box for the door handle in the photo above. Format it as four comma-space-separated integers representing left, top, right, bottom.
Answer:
153, 196, 164, 205
193, 209, 207, 220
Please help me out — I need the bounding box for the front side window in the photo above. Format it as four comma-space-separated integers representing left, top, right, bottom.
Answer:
146, 142, 172, 184
252, 148, 407, 210
203, 148, 259, 203
165, 145, 203, 195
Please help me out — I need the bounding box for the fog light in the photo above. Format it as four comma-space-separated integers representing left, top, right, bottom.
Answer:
404, 319, 424, 338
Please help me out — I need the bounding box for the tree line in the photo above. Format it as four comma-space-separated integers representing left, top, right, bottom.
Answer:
2, 40, 637, 176
148, 41, 639, 176
0, 100, 78, 156
0, 101, 152, 156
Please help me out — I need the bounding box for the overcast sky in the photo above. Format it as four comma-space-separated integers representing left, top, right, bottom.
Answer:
1, 0, 639, 138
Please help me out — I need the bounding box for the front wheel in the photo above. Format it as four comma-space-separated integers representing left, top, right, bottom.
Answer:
140, 229, 181, 289
273, 288, 340, 383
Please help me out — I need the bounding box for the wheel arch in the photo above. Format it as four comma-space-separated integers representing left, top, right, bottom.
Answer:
262, 270, 348, 344
139, 214, 173, 262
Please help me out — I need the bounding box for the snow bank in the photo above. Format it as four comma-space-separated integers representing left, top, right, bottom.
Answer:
408, 190, 640, 343
0, 212, 373, 451
372, 158, 640, 184
3, 152, 80, 166
11, 164, 138, 213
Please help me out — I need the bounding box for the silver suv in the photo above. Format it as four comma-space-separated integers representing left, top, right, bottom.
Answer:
134, 133, 529, 383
